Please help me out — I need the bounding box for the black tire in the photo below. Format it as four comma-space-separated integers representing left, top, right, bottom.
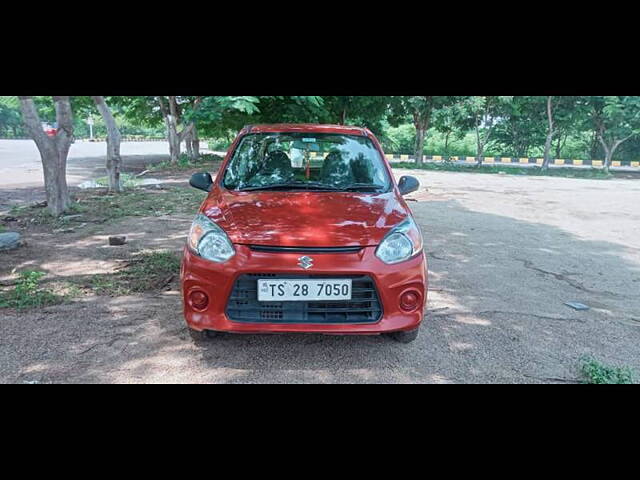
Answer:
188, 328, 218, 343
386, 327, 420, 344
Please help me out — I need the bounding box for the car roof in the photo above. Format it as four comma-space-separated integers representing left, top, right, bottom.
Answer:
245, 124, 370, 136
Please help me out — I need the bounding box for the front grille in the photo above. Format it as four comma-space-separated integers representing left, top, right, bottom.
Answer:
249, 245, 363, 254
226, 274, 383, 324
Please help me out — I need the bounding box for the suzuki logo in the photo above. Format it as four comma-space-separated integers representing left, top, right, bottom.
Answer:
298, 256, 314, 270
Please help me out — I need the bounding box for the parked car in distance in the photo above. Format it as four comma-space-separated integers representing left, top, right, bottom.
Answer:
181, 124, 427, 343
42, 122, 57, 137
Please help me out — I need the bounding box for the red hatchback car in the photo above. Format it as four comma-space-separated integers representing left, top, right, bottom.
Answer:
181, 124, 427, 343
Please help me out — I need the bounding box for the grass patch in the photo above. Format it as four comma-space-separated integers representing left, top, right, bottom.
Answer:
0, 271, 66, 310
77, 187, 205, 220
393, 162, 613, 179
89, 251, 181, 296
580, 356, 635, 384
93, 173, 142, 189
10, 186, 206, 228
148, 153, 223, 172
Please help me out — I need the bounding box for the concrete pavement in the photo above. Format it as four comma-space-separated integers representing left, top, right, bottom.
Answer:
0, 139, 184, 188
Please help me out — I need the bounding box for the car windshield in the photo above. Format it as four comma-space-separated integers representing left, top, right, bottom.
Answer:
223, 132, 391, 192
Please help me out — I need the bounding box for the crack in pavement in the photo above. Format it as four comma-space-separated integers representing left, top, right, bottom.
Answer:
516, 258, 619, 297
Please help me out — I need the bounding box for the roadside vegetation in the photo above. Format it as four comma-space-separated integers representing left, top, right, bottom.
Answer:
580, 356, 635, 384
9, 186, 207, 229
0, 271, 67, 310
89, 251, 181, 296
147, 153, 223, 172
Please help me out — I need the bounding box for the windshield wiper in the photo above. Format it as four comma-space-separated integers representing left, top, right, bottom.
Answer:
341, 183, 385, 192
238, 182, 340, 192
237, 182, 384, 193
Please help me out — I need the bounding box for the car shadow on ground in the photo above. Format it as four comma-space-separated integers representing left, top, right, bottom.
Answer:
2, 199, 640, 384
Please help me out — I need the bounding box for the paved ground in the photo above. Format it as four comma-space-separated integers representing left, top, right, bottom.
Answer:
1, 154, 639, 383
0, 139, 193, 188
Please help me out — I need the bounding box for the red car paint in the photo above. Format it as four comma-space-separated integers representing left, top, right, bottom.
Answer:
181, 124, 428, 335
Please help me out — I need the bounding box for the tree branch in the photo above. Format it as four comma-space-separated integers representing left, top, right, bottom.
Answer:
18, 96, 52, 153
53, 96, 73, 135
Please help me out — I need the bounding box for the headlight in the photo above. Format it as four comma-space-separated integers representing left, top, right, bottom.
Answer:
376, 217, 423, 265
188, 214, 235, 263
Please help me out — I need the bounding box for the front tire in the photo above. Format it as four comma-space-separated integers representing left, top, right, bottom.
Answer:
386, 327, 420, 344
188, 328, 218, 343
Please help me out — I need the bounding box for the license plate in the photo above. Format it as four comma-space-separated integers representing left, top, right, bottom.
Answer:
258, 279, 352, 302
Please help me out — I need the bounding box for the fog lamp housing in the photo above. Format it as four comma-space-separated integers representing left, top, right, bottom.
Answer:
400, 290, 421, 312
189, 290, 209, 311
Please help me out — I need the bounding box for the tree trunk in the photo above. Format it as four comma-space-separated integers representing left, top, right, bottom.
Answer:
414, 114, 429, 165
191, 124, 200, 159
340, 109, 347, 125
598, 133, 632, 173
414, 126, 426, 165
542, 97, 555, 170
184, 123, 199, 161
184, 128, 194, 159
554, 131, 568, 159
444, 132, 450, 161
475, 123, 483, 166
158, 96, 181, 164
92, 96, 122, 192
18, 96, 72, 216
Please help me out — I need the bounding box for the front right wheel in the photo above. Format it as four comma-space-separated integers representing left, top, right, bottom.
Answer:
386, 327, 420, 344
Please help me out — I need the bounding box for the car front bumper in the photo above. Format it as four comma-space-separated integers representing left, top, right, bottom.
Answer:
181, 245, 428, 335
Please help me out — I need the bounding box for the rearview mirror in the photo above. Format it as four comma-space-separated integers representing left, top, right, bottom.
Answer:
190, 172, 213, 192
398, 176, 420, 196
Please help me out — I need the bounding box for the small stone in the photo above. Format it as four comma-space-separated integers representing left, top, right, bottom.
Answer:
0, 232, 22, 251
109, 236, 127, 246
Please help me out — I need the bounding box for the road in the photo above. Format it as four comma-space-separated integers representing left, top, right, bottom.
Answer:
0, 139, 179, 188
1, 167, 639, 383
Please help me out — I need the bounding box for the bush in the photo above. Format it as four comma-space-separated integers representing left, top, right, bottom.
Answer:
580, 356, 634, 384
209, 138, 232, 151
0, 271, 64, 310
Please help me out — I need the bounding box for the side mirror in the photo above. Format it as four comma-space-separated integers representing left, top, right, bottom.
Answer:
190, 172, 213, 192
398, 176, 420, 196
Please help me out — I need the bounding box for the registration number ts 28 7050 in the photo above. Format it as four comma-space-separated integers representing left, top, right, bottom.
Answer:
257, 279, 352, 302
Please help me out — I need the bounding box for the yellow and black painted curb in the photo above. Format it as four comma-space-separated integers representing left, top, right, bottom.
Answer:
383, 154, 640, 169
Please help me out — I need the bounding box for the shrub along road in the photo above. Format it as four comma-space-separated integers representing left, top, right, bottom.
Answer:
1, 165, 639, 383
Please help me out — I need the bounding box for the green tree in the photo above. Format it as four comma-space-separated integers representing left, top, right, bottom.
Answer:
18, 96, 74, 216
0, 96, 24, 137
585, 96, 640, 172
390, 96, 459, 164
320, 96, 392, 134
456, 96, 512, 165
541, 96, 583, 169
491, 96, 547, 158
431, 99, 467, 161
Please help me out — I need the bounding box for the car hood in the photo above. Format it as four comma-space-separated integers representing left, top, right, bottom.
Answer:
200, 189, 410, 247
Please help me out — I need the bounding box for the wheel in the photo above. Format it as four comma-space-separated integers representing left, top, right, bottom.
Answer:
386, 327, 420, 344
188, 328, 218, 342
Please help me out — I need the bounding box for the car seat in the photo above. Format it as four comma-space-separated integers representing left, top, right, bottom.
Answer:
258, 151, 294, 182
321, 152, 355, 186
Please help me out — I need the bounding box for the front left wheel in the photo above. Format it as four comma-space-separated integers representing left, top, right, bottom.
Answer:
386, 327, 420, 344
188, 328, 218, 343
